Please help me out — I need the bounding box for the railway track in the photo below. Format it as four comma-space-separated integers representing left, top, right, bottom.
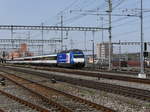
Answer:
0, 65, 150, 102
0, 109, 5, 112
3, 64, 150, 85
0, 89, 49, 112
0, 70, 115, 112
84, 67, 145, 75
41, 67, 150, 84
0, 77, 65, 112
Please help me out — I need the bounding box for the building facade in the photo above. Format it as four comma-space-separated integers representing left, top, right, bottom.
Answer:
96, 42, 113, 60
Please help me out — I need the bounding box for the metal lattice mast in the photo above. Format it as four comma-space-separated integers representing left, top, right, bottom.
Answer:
107, 0, 112, 71
61, 15, 63, 51
41, 22, 44, 55
139, 0, 146, 78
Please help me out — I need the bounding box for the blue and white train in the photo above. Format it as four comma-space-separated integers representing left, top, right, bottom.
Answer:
7, 49, 85, 68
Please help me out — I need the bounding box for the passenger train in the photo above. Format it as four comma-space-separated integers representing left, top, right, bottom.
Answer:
6, 49, 85, 68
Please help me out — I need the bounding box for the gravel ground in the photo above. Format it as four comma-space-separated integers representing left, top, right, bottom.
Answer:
0, 75, 59, 112
38, 69, 150, 91
5, 66, 150, 91
0, 90, 37, 112
6, 69, 150, 112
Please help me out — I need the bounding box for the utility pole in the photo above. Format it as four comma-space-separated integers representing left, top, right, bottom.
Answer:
10, 25, 14, 60
92, 31, 95, 69
70, 39, 74, 49
28, 31, 30, 40
41, 22, 44, 55
119, 40, 121, 70
101, 17, 104, 43
11, 26, 14, 49
61, 15, 63, 51
84, 31, 87, 51
27, 31, 30, 52
138, 0, 146, 78
107, 0, 112, 71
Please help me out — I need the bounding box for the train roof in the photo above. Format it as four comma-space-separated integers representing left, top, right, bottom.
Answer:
26, 54, 56, 59
59, 49, 83, 53
11, 54, 57, 60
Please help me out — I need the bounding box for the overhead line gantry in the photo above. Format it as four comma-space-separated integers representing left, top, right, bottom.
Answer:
0, 25, 108, 31
113, 42, 150, 45
0, 25, 107, 55
0, 39, 62, 43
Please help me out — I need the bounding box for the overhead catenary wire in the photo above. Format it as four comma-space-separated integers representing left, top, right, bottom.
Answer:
112, 14, 150, 28
112, 0, 126, 10
56, 0, 81, 16
113, 25, 150, 39
27, 0, 150, 49
55, 0, 106, 25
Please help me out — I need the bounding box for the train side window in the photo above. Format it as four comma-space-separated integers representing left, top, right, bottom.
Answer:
42, 56, 57, 60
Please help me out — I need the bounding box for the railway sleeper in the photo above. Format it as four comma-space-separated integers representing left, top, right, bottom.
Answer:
0, 70, 116, 112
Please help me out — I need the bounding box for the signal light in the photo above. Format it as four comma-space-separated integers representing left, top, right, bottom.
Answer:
144, 51, 148, 57
144, 42, 147, 51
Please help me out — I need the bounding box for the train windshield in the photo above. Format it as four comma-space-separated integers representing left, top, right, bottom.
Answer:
73, 54, 84, 58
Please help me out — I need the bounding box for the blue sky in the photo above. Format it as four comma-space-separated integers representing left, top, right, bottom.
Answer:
0, 0, 150, 54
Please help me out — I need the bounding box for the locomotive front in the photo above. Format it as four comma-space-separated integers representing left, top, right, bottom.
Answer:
57, 49, 85, 68
69, 49, 85, 68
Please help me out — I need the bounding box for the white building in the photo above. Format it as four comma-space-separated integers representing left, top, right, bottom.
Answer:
96, 42, 113, 60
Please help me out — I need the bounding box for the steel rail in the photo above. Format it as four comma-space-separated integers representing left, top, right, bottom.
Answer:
0, 74, 72, 112
0, 71, 116, 112
36, 67, 150, 85
4, 65, 150, 85
2, 66, 150, 102
0, 109, 5, 112
0, 90, 50, 112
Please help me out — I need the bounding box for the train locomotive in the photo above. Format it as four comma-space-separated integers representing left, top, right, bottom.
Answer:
57, 49, 85, 68
6, 49, 85, 68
